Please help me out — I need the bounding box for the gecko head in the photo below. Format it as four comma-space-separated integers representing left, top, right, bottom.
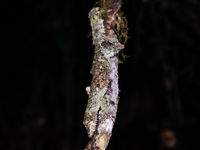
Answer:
89, 7, 101, 19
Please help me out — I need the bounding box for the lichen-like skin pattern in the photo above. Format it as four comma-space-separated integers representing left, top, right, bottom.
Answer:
83, 7, 124, 150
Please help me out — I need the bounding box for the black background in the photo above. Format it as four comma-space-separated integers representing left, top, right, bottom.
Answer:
1, 0, 200, 150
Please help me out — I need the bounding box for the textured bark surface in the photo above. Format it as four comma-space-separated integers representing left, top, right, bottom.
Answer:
83, 1, 124, 149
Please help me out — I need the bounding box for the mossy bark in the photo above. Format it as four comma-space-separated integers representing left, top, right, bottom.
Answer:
83, 1, 124, 149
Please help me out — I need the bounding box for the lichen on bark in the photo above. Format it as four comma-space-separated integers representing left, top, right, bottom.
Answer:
83, 1, 125, 149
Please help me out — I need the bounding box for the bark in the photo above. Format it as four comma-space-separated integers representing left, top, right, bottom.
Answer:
83, 1, 124, 149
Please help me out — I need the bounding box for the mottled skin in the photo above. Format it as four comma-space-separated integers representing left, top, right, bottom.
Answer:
83, 7, 124, 146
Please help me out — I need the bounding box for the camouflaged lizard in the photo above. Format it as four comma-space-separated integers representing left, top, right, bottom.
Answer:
83, 7, 124, 140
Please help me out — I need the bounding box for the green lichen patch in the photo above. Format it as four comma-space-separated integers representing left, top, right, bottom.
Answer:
115, 11, 128, 44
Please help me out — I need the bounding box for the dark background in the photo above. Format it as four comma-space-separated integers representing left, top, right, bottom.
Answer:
1, 0, 200, 150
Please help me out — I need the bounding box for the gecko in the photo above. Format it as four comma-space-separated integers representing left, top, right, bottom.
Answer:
83, 7, 124, 138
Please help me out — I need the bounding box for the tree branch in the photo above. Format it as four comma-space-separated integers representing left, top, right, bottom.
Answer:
83, 1, 124, 149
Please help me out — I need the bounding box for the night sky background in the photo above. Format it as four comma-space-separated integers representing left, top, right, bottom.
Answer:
1, 0, 200, 150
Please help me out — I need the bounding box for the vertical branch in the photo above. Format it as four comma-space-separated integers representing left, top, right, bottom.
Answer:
83, 0, 125, 149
